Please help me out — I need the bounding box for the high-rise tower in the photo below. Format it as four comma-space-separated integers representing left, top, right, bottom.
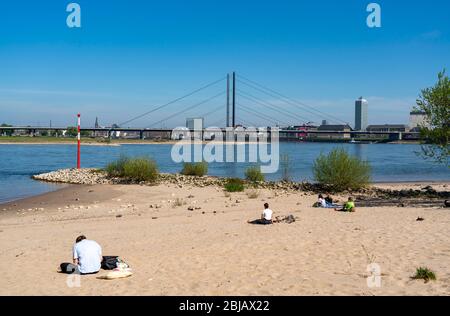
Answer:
355, 97, 368, 131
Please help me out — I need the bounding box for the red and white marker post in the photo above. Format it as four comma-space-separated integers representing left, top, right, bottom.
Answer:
77, 113, 81, 169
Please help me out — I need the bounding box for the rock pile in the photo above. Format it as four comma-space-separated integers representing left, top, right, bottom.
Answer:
32, 168, 111, 185
32, 168, 449, 201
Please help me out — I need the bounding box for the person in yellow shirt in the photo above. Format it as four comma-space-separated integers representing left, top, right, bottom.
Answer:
335, 197, 356, 212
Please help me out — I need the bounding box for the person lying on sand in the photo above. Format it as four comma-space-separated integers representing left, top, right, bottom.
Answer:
315, 194, 341, 208
325, 194, 334, 205
59, 235, 102, 275
334, 197, 356, 212
248, 203, 273, 225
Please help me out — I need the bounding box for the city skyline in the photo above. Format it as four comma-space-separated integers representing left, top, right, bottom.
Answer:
1, 0, 449, 127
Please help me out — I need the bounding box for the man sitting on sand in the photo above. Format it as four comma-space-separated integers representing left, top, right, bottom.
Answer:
335, 197, 356, 212
60, 235, 102, 275
248, 203, 273, 225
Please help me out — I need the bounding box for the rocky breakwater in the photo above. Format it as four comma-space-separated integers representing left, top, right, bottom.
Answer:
31, 168, 308, 191
32, 169, 449, 209
32, 168, 111, 185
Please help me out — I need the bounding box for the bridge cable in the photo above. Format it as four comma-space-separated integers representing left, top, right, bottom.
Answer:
237, 75, 349, 125
238, 103, 290, 126
237, 90, 311, 123
119, 76, 226, 127
146, 91, 226, 128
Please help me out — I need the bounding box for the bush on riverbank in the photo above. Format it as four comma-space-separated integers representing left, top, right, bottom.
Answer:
181, 162, 208, 176
245, 166, 265, 183
105, 156, 128, 177
313, 148, 371, 192
224, 178, 245, 192
106, 156, 159, 182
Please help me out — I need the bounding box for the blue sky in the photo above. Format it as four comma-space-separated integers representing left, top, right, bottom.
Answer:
0, 0, 449, 128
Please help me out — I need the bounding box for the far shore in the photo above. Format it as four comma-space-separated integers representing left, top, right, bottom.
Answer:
0, 140, 266, 146
0, 136, 423, 146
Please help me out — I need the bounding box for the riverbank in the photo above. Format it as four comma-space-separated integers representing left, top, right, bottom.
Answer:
0, 136, 174, 145
0, 139, 261, 146
31, 168, 450, 203
0, 136, 422, 145
1, 170, 449, 295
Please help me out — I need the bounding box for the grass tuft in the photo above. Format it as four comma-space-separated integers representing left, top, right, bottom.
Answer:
181, 162, 208, 176
411, 267, 436, 283
224, 178, 245, 192
245, 166, 265, 183
106, 156, 158, 182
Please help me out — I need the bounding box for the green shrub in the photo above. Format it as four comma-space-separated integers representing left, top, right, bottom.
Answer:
224, 178, 245, 192
106, 156, 129, 177
106, 156, 159, 182
313, 148, 371, 192
181, 162, 208, 176
123, 157, 159, 182
412, 267, 436, 283
245, 166, 265, 182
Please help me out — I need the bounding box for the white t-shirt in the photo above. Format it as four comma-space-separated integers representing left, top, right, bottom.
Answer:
318, 198, 327, 207
262, 208, 273, 221
73, 240, 102, 274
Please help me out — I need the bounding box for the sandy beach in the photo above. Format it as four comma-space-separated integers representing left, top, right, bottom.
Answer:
1, 180, 449, 296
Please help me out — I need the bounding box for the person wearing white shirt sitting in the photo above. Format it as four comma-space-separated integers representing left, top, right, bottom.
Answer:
60, 235, 102, 275
318, 194, 328, 208
248, 203, 273, 225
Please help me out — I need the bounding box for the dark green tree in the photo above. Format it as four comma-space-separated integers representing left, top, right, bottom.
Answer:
415, 70, 450, 166
66, 126, 78, 137
65, 127, 91, 138
1, 123, 13, 136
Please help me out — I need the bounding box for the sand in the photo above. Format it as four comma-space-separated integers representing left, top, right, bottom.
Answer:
0, 182, 449, 296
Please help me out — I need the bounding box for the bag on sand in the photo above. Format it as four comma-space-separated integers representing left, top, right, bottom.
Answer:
101, 256, 119, 270
98, 257, 132, 280
101, 256, 130, 270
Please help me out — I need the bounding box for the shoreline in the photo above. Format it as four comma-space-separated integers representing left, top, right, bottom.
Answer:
0, 138, 424, 146
0, 184, 122, 218
2, 169, 448, 210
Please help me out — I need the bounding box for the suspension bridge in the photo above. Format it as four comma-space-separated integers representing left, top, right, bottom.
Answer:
0, 73, 418, 141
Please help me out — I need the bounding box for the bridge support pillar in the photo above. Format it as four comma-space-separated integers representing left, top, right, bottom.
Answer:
140, 130, 144, 140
